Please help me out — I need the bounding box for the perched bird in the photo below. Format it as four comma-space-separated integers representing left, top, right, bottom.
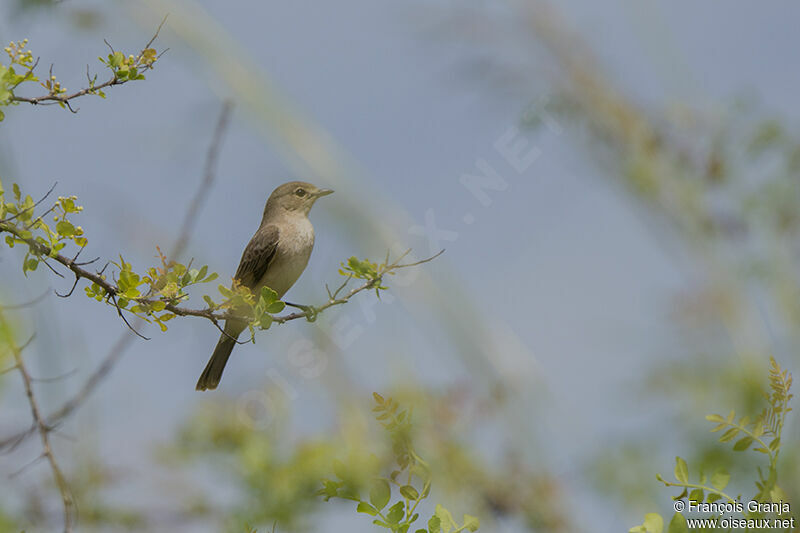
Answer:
196, 181, 333, 391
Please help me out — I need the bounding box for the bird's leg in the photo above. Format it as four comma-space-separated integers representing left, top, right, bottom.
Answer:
284, 301, 319, 322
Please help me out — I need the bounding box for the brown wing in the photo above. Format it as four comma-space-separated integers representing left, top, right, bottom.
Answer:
233, 224, 279, 289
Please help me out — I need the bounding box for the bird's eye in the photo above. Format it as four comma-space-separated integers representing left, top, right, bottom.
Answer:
295, 188, 307, 197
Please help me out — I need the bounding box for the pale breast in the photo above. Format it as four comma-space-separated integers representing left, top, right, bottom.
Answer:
258, 215, 315, 298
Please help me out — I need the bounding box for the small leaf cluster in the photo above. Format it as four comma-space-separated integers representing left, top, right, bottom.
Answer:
98, 46, 157, 84
1, 180, 86, 275
40, 73, 67, 100
705, 356, 792, 501
629, 457, 731, 532
340, 257, 389, 296
656, 456, 732, 505
630, 357, 794, 533
319, 393, 480, 533
85, 252, 218, 332
214, 283, 286, 338
0, 39, 37, 121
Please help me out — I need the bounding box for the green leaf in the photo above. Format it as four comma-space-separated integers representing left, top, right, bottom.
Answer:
733, 436, 753, 451
688, 488, 703, 503
260, 286, 278, 303
386, 501, 405, 524
109, 51, 124, 67
710, 468, 730, 491
643, 513, 664, 533
434, 505, 456, 533
266, 301, 285, 314
218, 284, 234, 298
707, 493, 722, 503
399, 485, 420, 501
719, 427, 739, 442
428, 516, 441, 533
705, 414, 725, 423
318, 479, 340, 501
357, 502, 378, 516
369, 479, 391, 511
462, 515, 480, 532
24, 257, 38, 272
674, 457, 689, 483
667, 512, 688, 533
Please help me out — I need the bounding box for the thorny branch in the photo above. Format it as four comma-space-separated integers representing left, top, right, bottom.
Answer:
0, 312, 73, 532
0, 214, 442, 327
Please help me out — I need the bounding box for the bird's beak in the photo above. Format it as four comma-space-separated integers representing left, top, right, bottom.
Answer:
313, 188, 334, 198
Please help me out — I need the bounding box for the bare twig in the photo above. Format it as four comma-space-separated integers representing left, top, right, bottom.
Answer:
0, 309, 73, 532
0, 364, 19, 376
108, 294, 150, 340
30, 368, 78, 383
55, 274, 80, 298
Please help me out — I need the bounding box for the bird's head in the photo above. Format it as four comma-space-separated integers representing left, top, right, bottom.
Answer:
265, 181, 334, 217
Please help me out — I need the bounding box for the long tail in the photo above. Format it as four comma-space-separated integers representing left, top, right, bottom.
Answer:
196, 331, 238, 391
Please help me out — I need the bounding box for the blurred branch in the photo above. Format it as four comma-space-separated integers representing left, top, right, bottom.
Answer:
0, 312, 73, 533
170, 99, 233, 260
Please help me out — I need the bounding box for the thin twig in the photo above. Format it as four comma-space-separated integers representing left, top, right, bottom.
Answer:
2, 289, 50, 309
10, 453, 46, 478
0, 309, 73, 532
0, 364, 19, 376
0, 182, 58, 224
170, 100, 232, 261
108, 294, 150, 340
55, 274, 80, 298
30, 368, 78, 383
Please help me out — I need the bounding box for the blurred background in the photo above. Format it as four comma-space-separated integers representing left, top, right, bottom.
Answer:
0, 0, 798, 531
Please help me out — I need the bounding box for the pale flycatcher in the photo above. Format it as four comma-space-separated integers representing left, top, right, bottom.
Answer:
196, 181, 333, 391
